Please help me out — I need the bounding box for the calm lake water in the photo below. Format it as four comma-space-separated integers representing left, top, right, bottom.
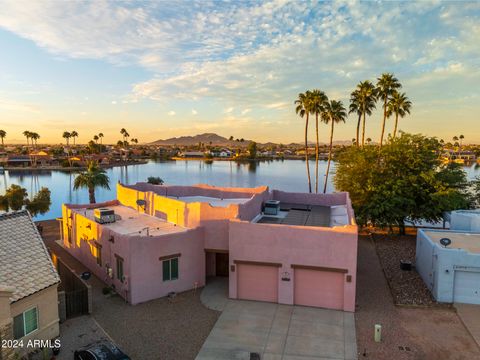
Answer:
1, 159, 479, 221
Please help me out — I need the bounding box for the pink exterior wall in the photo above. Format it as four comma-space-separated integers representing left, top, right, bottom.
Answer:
228, 220, 358, 312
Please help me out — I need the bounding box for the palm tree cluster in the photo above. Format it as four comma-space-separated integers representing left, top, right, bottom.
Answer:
350, 73, 411, 148
0, 130, 6, 147
295, 90, 347, 193
23, 131, 41, 148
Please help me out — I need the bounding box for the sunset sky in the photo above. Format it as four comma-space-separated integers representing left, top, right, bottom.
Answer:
0, 1, 479, 144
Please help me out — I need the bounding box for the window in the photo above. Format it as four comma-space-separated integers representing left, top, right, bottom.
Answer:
162, 258, 179, 281
90, 242, 102, 266
67, 225, 73, 244
13, 307, 38, 339
116, 255, 124, 282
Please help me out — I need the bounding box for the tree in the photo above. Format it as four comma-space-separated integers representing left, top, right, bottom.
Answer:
247, 141, 257, 159
1, 184, 28, 211
93, 135, 99, 144
25, 188, 51, 216
322, 100, 347, 193
131, 138, 138, 145
349, 90, 362, 147
73, 161, 110, 204
23, 130, 31, 147
295, 91, 313, 193
0, 130, 6, 147
310, 89, 328, 193
98, 133, 104, 145
62, 131, 71, 146
358, 81, 377, 147
69, 131, 78, 146
376, 73, 401, 147
147, 176, 164, 185
387, 91, 411, 138
229, 136, 234, 141
30, 132, 40, 148
334, 133, 472, 234
459, 134, 465, 149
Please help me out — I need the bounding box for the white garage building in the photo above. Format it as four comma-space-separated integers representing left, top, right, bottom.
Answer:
416, 229, 480, 304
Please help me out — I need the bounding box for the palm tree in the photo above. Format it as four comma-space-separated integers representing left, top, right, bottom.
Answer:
459, 134, 465, 149
387, 91, 411, 139
376, 73, 401, 147
366, 137, 372, 145
131, 138, 138, 145
349, 90, 361, 147
310, 90, 328, 193
73, 161, 110, 204
322, 100, 347, 193
0, 130, 6, 147
98, 133, 104, 145
93, 135, 99, 144
71, 131, 78, 146
62, 131, 71, 146
30, 132, 40, 148
358, 81, 377, 147
23, 130, 31, 148
295, 91, 313, 193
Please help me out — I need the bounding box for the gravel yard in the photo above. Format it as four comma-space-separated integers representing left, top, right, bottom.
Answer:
356, 235, 480, 360
373, 233, 446, 307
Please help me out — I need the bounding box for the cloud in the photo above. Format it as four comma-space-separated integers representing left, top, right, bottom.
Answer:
241, 108, 251, 115
111, 100, 117, 104
191, 109, 198, 115
224, 107, 234, 114
168, 110, 176, 116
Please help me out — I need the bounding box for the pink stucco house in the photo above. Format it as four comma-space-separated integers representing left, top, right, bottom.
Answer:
61, 183, 358, 311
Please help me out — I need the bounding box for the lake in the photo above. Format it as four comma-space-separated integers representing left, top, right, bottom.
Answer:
1, 159, 479, 221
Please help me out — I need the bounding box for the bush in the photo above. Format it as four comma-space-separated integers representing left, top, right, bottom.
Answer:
147, 176, 164, 185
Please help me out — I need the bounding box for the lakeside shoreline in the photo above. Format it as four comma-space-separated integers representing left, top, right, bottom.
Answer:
1, 160, 148, 172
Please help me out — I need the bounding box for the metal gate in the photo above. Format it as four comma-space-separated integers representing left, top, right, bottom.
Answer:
65, 288, 89, 318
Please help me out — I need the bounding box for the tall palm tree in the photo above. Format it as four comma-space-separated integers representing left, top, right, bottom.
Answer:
349, 90, 361, 147
98, 133, 104, 145
23, 130, 31, 148
295, 91, 313, 193
0, 130, 6, 147
71, 131, 78, 146
459, 134, 465, 150
73, 161, 110, 204
376, 73, 401, 147
62, 131, 71, 146
30, 132, 40, 148
93, 135, 99, 144
309, 89, 328, 193
358, 81, 377, 147
322, 100, 347, 193
387, 91, 411, 138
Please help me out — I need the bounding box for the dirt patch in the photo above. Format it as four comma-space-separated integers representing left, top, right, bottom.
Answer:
373, 233, 449, 307
356, 235, 480, 360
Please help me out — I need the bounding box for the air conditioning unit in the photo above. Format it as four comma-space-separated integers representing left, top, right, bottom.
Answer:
264, 200, 280, 215
94, 208, 116, 224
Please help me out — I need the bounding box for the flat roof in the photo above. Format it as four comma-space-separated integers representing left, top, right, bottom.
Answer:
423, 230, 480, 254
74, 205, 186, 237
166, 196, 250, 208
254, 204, 349, 228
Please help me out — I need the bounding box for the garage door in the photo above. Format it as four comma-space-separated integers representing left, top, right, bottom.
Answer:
454, 270, 480, 304
294, 268, 344, 310
237, 263, 278, 303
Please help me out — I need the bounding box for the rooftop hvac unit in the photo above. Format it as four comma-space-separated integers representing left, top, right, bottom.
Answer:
264, 200, 280, 215
94, 208, 116, 224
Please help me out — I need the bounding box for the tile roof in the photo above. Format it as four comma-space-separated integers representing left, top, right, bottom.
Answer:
0, 210, 59, 303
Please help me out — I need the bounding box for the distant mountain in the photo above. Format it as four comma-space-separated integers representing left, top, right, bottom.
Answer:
150, 132, 354, 147
150, 133, 252, 146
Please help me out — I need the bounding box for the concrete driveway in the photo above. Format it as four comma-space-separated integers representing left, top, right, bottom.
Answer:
198, 280, 357, 360
456, 303, 480, 348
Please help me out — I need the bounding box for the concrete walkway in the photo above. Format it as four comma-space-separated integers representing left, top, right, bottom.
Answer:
198, 279, 357, 360
456, 303, 480, 348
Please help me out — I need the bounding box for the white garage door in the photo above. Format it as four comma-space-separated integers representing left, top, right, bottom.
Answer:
454, 270, 480, 304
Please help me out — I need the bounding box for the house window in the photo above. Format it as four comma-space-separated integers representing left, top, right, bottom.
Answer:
90, 242, 102, 266
67, 225, 72, 244
13, 307, 38, 339
162, 258, 179, 281
116, 256, 124, 283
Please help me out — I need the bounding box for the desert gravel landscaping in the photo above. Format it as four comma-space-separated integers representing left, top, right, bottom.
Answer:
356, 234, 480, 360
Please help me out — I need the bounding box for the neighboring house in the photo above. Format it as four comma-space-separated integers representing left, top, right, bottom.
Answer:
6, 155, 32, 167
416, 228, 480, 304
179, 151, 205, 158
61, 183, 358, 311
0, 211, 60, 359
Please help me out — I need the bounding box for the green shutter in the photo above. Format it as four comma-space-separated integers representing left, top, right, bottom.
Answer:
13, 314, 24, 339
24, 308, 38, 335
163, 260, 170, 281
171, 258, 178, 280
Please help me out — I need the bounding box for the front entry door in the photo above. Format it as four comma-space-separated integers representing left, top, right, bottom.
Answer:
216, 253, 229, 277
